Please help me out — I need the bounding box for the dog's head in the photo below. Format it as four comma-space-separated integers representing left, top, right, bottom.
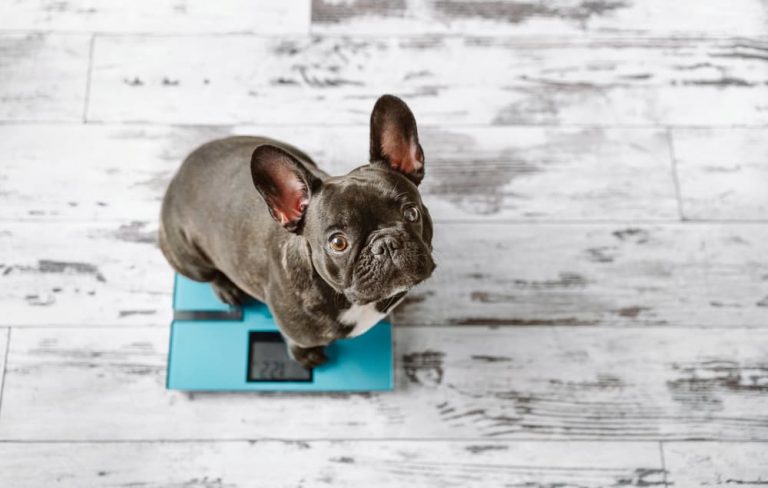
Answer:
251, 95, 435, 305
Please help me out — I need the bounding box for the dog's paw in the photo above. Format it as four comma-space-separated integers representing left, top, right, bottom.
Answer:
211, 274, 248, 306
290, 344, 328, 370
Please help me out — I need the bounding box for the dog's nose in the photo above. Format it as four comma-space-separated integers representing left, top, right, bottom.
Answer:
371, 235, 401, 256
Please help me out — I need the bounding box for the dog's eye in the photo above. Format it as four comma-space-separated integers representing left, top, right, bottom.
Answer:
328, 233, 349, 252
404, 205, 420, 223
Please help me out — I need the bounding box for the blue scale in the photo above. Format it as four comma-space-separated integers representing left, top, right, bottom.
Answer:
166, 274, 393, 391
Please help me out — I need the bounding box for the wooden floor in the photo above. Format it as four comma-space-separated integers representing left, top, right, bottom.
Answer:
1, 0, 767, 486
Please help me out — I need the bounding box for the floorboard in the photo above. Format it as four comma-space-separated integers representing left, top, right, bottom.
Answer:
0, 221, 171, 326
0, 123, 677, 222
672, 128, 768, 221
1, 0, 766, 481
3, 222, 766, 327
0, 440, 664, 488
664, 442, 768, 487
86, 36, 768, 126
406, 223, 768, 327
311, 0, 768, 37
0, 33, 90, 121
1, 326, 767, 441
0, 328, 8, 413
0, 0, 310, 35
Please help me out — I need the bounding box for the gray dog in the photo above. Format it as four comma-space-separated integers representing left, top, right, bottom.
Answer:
159, 95, 435, 369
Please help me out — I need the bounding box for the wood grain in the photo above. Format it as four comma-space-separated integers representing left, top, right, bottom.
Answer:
0, 33, 90, 121
1, 0, 766, 481
0, 222, 172, 326
402, 222, 768, 327
87, 36, 768, 126
0, 328, 7, 410
0, 0, 310, 35
0, 123, 677, 222
2, 222, 767, 327
672, 128, 768, 221
312, 0, 768, 37
0, 440, 665, 488
1, 326, 767, 441
664, 442, 768, 487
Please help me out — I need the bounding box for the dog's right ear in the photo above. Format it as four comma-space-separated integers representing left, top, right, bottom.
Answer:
251, 145, 320, 233
369, 94, 425, 186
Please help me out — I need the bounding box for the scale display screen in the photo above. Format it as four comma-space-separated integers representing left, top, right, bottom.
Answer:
247, 331, 312, 382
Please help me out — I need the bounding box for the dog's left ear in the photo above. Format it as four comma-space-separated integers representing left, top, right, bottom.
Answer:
369, 94, 425, 186
251, 144, 320, 233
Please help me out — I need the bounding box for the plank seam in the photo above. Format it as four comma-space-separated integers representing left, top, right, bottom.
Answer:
658, 441, 669, 488
2, 31, 766, 41
1, 438, 756, 444
82, 35, 95, 123
3, 120, 768, 130
666, 128, 686, 222
0, 328, 11, 422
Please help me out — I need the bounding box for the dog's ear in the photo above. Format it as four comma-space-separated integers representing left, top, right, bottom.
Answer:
251, 144, 320, 233
369, 94, 425, 185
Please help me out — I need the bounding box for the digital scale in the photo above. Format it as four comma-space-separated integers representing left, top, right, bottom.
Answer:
166, 274, 394, 391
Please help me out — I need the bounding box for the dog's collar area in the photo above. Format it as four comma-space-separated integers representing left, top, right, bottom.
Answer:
375, 291, 407, 314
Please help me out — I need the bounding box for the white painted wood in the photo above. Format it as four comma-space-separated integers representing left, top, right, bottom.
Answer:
0, 222, 172, 326
2, 326, 768, 440
2, 222, 767, 327
0, 124, 677, 222
664, 442, 768, 486
0, 33, 90, 121
312, 0, 768, 37
0, 124, 231, 222
672, 128, 768, 221
87, 36, 768, 126
0, 0, 310, 34
402, 223, 768, 327
416, 126, 677, 221
0, 440, 664, 488
0, 328, 8, 408
0, 0, 765, 483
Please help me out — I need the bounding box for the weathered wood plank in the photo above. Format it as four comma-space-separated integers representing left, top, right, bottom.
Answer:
664, 442, 768, 487
312, 0, 768, 37
1, 326, 767, 440
672, 128, 768, 221
402, 222, 768, 327
0, 0, 310, 35
87, 36, 768, 126
0, 328, 7, 408
0, 124, 229, 222
0, 34, 90, 121
0, 123, 677, 222
0, 222, 172, 326
0, 440, 664, 488
2, 222, 767, 327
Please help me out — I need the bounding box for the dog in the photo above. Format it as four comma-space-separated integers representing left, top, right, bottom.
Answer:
159, 95, 435, 369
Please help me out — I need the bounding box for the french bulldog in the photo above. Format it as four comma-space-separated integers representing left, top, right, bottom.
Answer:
159, 95, 435, 369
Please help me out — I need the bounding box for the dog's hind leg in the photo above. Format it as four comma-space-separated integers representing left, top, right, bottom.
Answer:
159, 222, 249, 305
210, 272, 249, 305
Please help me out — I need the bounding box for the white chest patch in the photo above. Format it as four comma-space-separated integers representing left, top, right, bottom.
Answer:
338, 303, 386, 338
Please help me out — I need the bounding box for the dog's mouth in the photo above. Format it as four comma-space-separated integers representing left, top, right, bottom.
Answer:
344, 286, 409, 308
345, 263, 434, 305
345, 249, 436, 305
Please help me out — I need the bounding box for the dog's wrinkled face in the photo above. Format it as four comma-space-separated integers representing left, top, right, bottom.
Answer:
250, 94, 435, 304
304, 166, 435, 304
